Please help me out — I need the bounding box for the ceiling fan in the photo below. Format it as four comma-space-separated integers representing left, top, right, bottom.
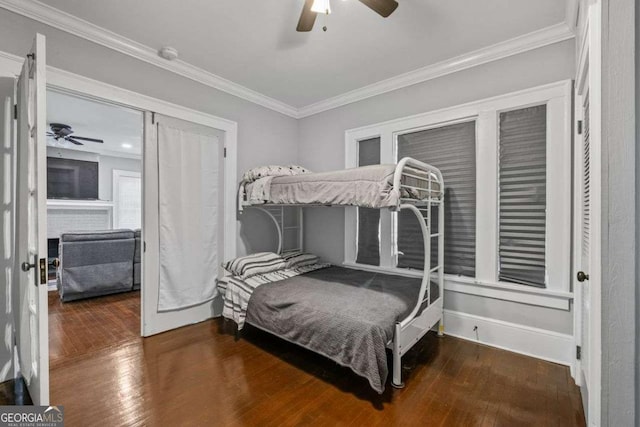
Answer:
297, 0, 399, 32
47, 123, 104, 146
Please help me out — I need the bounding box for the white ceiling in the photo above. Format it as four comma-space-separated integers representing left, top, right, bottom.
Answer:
47, 90, 143, 157
39, 0, 567, 108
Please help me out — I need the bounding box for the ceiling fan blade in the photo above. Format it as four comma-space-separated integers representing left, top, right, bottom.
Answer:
65, 137, 84, 146
69, 136, 104, 144
296, 0, 317, 32
358, 0, 398, 17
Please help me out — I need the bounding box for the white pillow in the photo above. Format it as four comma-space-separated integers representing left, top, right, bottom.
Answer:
242, 165, 311, 183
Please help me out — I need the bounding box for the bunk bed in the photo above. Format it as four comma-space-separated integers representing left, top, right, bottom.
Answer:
222, 157, 444, 393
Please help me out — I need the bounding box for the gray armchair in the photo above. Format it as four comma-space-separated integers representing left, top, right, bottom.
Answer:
57, 230, 135, 302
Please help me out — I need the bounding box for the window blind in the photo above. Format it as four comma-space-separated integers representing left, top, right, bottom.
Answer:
356, 137, 381, 265
498, 105, 547, 287
397, 121, 476, 276
115, 175, 142, 229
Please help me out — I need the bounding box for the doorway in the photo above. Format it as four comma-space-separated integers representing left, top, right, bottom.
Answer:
45, 89, 144, 365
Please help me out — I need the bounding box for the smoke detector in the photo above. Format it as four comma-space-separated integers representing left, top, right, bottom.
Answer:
158, 46, 179, 61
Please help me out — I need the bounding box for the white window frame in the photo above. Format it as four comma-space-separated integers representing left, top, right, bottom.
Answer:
344, 80, 573, 310
112, 169, 142, 229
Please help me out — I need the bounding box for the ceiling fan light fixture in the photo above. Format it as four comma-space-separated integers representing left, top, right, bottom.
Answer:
311, 0, 331, 14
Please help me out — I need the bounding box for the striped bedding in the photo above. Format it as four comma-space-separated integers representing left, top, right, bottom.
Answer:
222, 251, 286, 279
217, 263, 330, 329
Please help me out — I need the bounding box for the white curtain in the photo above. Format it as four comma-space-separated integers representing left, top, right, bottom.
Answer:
157, 121, 220, 311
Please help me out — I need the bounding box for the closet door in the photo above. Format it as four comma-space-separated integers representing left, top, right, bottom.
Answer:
572, 2, 602, 422
142, 113, 225, 336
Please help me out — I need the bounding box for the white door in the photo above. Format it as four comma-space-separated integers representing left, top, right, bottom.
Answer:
141, 112, 225, 336
14, 34, 49, 405
573, 3, 602, 424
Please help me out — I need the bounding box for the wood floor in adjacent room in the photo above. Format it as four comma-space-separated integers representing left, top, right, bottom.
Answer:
48, 291, 585, 426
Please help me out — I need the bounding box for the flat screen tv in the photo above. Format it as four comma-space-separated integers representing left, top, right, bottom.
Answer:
47, 157, 99, 200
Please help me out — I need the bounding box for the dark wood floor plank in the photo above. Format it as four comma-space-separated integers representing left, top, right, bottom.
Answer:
43, 291, 586, 426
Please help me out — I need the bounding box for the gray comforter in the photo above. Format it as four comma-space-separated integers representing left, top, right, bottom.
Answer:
245, 266, 427, 393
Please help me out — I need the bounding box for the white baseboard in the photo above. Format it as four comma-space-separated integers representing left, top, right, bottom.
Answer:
443, 309, 574, 367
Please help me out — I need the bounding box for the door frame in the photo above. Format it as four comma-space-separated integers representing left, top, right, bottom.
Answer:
0, 51, 238, 336
572, 1, 602, 424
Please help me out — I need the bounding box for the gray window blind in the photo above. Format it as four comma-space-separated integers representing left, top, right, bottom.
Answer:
498, 105, 547, 287
397, 121, 476, 276
356, 137, 381, 265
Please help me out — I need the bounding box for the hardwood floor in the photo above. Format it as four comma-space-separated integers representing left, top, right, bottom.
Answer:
48, 291, 140, 368
49, 291, 585, 426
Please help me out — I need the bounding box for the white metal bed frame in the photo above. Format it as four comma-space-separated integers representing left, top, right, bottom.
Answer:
237, 157, 444, 388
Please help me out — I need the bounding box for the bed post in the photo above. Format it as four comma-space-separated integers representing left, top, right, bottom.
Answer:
392, 322, 404, 388
437, 191, 445, 337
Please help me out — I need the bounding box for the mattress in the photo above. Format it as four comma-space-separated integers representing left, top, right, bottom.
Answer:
244, 164, 440, 208
245, 266, 439, 393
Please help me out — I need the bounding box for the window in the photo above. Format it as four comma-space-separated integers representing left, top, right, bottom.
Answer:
113, 170, 142, 229
396, 121, 476, 277
498, 105, 547, 287
356, 137, 381, 265
344, 81, 572, 308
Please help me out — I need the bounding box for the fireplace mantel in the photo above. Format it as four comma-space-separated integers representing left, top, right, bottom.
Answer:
47, 199, 114, 210
47, 200, 114, 239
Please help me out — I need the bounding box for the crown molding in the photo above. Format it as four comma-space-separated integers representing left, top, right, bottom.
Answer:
0, 0, 299, 118
565, 0, 580, 33
296, 23, 575, 118
1, 0, 575, 119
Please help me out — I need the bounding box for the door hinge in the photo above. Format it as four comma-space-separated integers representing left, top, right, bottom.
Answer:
224, 147, 227, 158
577, 120, 583, 135
13, 104, 17, 120
143, 241, 146, 253
576, 345, 582, 360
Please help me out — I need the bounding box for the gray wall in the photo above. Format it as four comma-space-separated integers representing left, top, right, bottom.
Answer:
0, 77, 15, 383
0, 8, 299, 257
600, 0, 637, 425
46, 147, 141, 201
298, 40, 576, 334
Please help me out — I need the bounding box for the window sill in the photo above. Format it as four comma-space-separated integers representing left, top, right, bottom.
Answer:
341, 262, 573, 310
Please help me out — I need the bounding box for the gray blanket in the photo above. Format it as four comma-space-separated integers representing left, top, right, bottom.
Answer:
245, 266, 428, 393
244, 164, 441, 208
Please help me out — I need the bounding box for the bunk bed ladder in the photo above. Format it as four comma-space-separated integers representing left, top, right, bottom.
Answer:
391, 164, 445, 389
255, 206, 303, 254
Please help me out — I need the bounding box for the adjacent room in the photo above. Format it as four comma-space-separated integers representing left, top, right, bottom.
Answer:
0, 1, 637, 426
45, 90, 143, 363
